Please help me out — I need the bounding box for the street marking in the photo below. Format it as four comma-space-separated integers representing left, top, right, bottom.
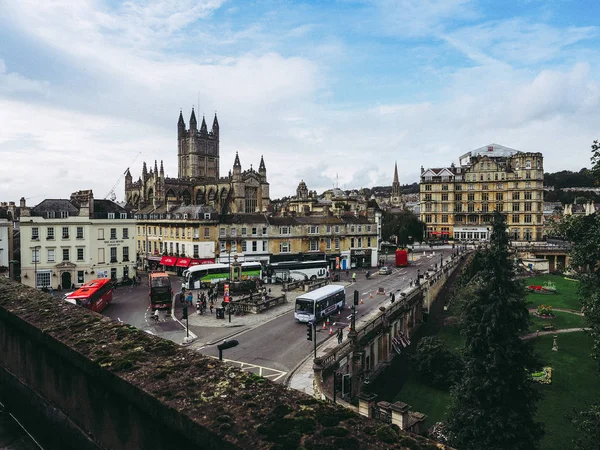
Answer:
207, 356, 287, 382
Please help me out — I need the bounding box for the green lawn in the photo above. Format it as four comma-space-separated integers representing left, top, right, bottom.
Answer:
524, 274, 581, 311
395, 331, 600, 450
528, 311, 586, 334
533, 333, 600, 450
392, 372, 451, 430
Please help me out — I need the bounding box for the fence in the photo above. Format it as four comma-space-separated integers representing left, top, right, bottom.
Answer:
230, 295, 286, 315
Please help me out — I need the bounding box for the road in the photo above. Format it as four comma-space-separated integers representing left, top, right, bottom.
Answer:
197, 248, 457, 378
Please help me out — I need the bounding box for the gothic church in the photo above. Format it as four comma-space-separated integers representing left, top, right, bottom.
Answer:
125, 109, 270, 214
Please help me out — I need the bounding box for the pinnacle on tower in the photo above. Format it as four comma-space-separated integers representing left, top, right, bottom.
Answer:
233, 152, 241, 168
200, 115, 208, 134
259, 155, 266, 172
142, 161, 148, 176
154, 160, 158, 174
178, 109, 186, 137
393, 162, 399, 183
212, 113, 219, 133
160, 160, 164, 175
189, 108, 197, 131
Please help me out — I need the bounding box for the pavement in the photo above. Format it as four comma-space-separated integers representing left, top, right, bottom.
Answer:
172, 284, 297, 346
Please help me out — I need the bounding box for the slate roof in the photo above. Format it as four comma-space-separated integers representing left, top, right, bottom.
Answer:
31, 199, 79, 216
219, 214, 269, 225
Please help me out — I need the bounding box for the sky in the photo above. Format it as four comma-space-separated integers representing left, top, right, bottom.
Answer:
1, 0, 599, 204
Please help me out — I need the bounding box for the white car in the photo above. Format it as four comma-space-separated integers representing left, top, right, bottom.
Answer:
379, 266, 393, 275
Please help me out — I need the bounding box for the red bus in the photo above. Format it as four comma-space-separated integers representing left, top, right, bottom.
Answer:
395, 249, 409, 267
65, 279, 113, 313
149, 272, 173, 311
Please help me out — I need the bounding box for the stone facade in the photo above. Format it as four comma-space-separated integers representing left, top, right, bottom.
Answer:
125, 109, 270, 214
19, 191, 136, 290
420, 143, 544, 242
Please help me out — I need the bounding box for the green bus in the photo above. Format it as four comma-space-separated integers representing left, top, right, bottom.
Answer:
183, 262, 262, 289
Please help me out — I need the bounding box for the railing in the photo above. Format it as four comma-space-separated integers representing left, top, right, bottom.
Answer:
318, 253, 465, 372
371, 405, 392, 424
230, 295, 286, 314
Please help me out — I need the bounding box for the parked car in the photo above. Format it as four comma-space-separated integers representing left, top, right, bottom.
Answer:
379, 266, 392, 275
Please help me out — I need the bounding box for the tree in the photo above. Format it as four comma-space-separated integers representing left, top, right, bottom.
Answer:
553, 140, 600, 449
446, 212, 543, 450
411, 336, 463, 389
381, 210, 425, 246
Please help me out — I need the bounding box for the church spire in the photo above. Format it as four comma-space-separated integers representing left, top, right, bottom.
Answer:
212, 112, 219, 135
233, 152, 241, 168
200, 115, 208, 135
178, 109, 185, 137
394, 162, 399, 183
189, 108, 197, 131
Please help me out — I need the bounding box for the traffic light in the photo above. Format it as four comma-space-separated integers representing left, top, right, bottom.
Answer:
335, 372, 342, 392
306, 323, 313, 341
353, 290, 359, 306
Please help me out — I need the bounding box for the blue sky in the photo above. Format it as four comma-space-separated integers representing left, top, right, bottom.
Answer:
1, 0, 599, 202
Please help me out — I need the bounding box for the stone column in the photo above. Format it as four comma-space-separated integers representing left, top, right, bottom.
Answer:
358, 393, 378, 418
390, 401, 410, 430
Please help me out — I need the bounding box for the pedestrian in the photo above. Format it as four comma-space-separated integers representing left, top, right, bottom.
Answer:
209, 300, 214, 314
346, 269, 349, 277
352, 272, 356, 283
391, 293, 396, 303
337, 328, 343, 344
153, 309, 159, 323
186, 292, 193, 307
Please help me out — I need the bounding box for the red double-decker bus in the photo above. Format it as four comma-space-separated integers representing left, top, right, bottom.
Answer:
149, 272, 173, 311
65, 278, 113, 313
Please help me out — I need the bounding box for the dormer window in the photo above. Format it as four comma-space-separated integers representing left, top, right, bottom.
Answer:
204, 213, 211, 220
120, 213, 127, 219
107, 213, 115, 219
47, 211, 55, 219
60, 211, 69, 218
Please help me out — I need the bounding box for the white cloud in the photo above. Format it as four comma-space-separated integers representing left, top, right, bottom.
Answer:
0, 0, 599, 204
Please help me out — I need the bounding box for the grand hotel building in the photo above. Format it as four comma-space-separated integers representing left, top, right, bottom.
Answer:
419, 144, 544, 242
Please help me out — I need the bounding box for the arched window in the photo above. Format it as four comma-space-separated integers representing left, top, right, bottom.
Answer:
195, 190, 204, 205
245, 186, 258, 213
182, 190, 191, 206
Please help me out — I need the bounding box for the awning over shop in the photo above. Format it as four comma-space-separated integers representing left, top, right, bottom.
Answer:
176, 258, 191, 268
160, 256, 178, 267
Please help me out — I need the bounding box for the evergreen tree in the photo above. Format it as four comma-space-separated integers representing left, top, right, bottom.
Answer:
446, 212, 543, 450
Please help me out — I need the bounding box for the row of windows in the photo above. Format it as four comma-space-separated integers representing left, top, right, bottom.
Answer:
426, 191, 540, 201
424, 181, 543, 191
32, 247, 130, 264
425, 202, 542, 213
217, 224, 374, 237
31, 227, 130, 241
424, 214, 542, 224
141, 226, 212, 239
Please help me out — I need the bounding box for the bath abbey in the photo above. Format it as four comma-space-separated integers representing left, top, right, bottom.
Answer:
125, 109, 270, 214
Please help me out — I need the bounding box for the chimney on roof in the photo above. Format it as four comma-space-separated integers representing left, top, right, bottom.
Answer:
20, 197, 26, 208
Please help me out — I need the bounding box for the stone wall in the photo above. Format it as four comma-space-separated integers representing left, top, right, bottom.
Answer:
0, 278, 436, 450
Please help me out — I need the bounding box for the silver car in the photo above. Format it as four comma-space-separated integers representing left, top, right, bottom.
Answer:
378, 266, 392, 275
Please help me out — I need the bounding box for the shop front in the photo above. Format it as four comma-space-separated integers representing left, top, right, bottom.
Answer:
351, 249, 372, 269
159, 255, 178, 273
145, 255, 162, 271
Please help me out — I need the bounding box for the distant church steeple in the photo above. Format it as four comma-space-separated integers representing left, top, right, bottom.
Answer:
391, 161, 403, 207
